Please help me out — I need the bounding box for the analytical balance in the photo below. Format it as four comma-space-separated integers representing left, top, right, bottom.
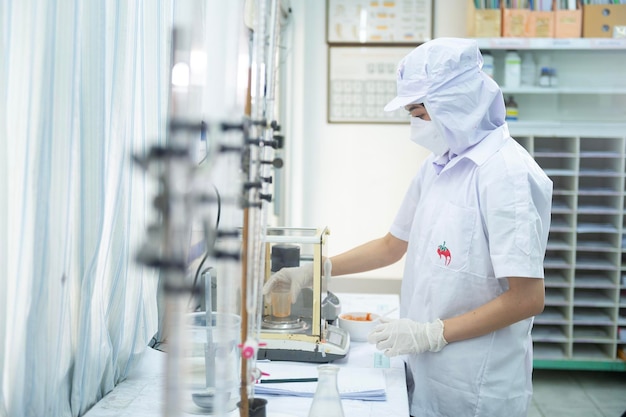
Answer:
258, 227, 350, 362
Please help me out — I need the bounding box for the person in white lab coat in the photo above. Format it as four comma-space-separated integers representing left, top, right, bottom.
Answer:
264, 37, 553, 417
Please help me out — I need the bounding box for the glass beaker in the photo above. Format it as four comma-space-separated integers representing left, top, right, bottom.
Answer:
308, 365, 345, 417
183, 312, 241, 415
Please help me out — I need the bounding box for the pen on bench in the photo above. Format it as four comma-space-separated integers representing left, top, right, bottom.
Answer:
259, 377, 318, 384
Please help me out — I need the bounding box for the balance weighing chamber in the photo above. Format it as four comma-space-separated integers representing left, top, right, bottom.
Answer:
258, 227, 350, 362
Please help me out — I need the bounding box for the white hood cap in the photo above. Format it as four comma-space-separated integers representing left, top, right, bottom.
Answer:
385, 38, 505, 155
384, 38, 484, 112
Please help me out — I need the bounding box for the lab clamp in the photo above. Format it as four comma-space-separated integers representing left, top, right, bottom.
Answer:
133, 113, 285, 416
258, 227, 350, 363
134, 110, 284, 416
134, 0, 293, 416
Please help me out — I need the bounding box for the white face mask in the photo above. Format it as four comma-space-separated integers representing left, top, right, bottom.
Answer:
410, 117, 449, 157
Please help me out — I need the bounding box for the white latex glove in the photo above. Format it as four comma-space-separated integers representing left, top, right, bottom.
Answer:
262, 263, 314, 302
367, 317, 448, 357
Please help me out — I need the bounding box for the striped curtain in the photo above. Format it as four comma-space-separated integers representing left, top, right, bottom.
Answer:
0, 1, 173, 416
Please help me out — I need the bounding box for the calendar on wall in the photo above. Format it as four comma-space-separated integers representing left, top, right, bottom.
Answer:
327, 46, 414, 123
326, 0, 432, 44
326, 0, 432, 123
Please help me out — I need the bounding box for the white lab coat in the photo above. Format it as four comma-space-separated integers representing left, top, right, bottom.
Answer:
387, 39, 553, 417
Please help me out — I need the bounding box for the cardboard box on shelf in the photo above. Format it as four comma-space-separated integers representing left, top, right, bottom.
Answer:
583, 4, 626, 38
467, 0, 502, 38
528, 10, 555, 37
555, 4, 582, 38
502, 7, 531, 37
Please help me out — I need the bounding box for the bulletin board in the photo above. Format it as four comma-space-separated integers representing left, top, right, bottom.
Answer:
326, 0, 433, 44
327, 46, 414, 124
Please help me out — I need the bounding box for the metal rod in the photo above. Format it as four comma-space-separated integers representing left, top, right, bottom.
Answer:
239, 48, 253, 417
239, 208, 250, 417
204, 270, 215, 388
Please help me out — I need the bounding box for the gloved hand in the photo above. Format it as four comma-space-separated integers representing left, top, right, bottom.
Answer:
367, 317, 448, 357
262, 263, 314, 302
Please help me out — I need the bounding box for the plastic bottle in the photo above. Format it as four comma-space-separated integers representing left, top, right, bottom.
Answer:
504, 50, 521, 88
482, 52, 494, 78
520, 52, 536, 87
308, 365, 345, 417
549, 68, 558, 87
505, 96, 519, 121
539, 67, 551, 87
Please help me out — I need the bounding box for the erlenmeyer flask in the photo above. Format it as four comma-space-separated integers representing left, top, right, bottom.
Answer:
307, 365, 345, 417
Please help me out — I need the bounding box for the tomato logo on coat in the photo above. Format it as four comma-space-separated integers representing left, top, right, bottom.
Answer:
437, 241, 451, 266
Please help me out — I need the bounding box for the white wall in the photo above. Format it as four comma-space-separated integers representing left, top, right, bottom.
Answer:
281, 1, 469, 288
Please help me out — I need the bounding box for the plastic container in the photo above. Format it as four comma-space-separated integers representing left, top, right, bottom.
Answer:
505, 96, 519, 121
520, 52, 536, 87
539, 67, 558, 87
539, 67, 551, 87
504, 50, 521, 88
482, 52, 495, 78
270, 285, 291, 318
549, 68, 558, 87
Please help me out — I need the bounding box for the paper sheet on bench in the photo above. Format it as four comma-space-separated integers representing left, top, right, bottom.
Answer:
254, 361, 386, 401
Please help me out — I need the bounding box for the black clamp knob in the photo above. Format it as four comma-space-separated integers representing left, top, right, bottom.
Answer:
217, 230, 240, 238
219, 144, 243, 153
260, 158, 283, 168
273, 135, 284, 149
213, 249, 241, 261
243, 181, 262, 190
246, 137, 280, 149
169, 119, 206, 133
220, 121, 244, 131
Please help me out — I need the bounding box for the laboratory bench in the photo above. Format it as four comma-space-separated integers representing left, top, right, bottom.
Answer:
83, 293, 408, 417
